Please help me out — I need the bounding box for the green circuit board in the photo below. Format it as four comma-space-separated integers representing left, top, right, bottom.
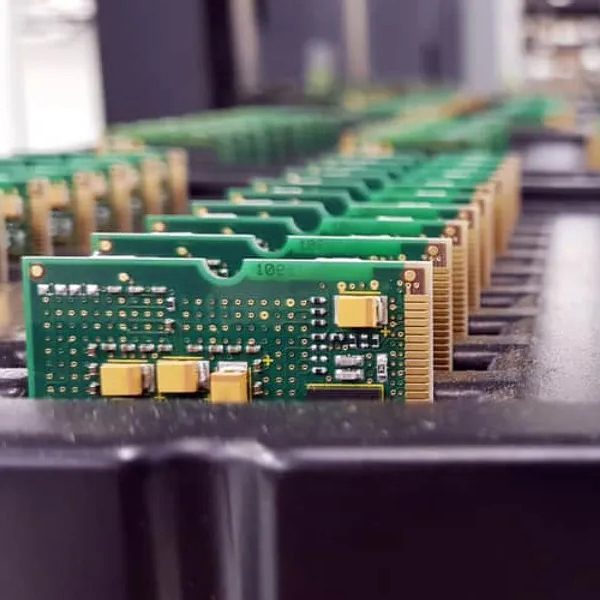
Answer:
144, 213, 469, 338
147, 215, 302, 249
344, 202, 482, 310
91, 232, 448, 275
192, 200, 332, 230
146, 213, 463, 243
253, 176, 372, 202
91, 232, 454, 372
227, 187, 353, 216
23, 256, 434, 403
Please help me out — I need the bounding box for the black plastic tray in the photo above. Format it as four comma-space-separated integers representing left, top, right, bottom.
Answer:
3, 194, 600, 599
4, 398, 600, 599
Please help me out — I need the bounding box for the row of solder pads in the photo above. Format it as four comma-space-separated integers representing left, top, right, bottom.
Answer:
23, 149, 521, 404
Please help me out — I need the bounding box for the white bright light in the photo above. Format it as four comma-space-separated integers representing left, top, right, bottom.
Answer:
546, 0, 574, 7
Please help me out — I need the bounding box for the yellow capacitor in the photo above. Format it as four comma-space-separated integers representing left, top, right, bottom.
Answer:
100, 363, 144, 397
156, 360, 199, 394
334, 295, 379, 328
209, 370, 249, 404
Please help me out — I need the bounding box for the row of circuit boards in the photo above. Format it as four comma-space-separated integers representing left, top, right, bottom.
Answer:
23, 146, 521, 404
0, 146, 188, 281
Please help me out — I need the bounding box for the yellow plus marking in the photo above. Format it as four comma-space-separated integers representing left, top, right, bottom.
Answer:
262, 355, 274, 367
381, 327, 391, 337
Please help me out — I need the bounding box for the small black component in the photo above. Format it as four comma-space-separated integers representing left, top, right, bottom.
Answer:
305, 385, 382, 401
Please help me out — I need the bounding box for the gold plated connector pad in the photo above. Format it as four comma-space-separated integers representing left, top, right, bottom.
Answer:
428, 239, 453, 372
442, 219, 469, 339
403, 261, 434, 403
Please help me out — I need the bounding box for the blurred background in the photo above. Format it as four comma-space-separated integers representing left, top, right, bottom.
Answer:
2, 0, 599, 154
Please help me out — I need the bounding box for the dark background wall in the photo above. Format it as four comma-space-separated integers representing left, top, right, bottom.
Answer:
368, 0, 461, 83
257, 0, 462, 91
97, 0, 227, 123
258, 0, 346, 90
96, 0, 464, 124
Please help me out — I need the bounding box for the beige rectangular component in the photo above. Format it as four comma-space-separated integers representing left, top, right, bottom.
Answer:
209, 370, 249, 404
109, 164, 135, 232
500, 154, 522, 243
491, 176, 507, 255
334, 295, 379, 328
0, 215, 7, 284
28, 180, 54, 255
545, 107, 576, 131
586, 132, 600, 171
167, 149, 189, 214
157, 360, 199, 394
73, 173, 98, 254
100, 363, 144, 397
48, 181, 69, 209
0, 192, 23, 220
490, 155, 521, 257
140, 158, 166, 215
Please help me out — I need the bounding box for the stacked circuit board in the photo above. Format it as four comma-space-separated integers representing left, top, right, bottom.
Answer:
23, 139, 521, 404
24, 257, 433, 403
